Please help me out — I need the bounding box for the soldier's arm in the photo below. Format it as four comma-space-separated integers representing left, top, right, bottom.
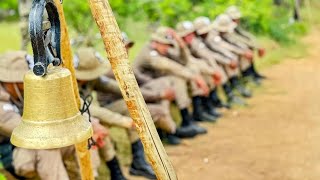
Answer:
189, 57, 214, 75
140, 87, 163, 103
0, 103, 21, 137
150, 56, 194, 80
89, 103, 133, 129
95, 76, 122, 96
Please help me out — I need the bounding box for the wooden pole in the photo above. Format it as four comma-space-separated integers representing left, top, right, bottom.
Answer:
54, 1, 94, 180
87, 0, 177, 179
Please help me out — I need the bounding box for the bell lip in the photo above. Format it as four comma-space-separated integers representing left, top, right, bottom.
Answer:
10, 113, 93, 149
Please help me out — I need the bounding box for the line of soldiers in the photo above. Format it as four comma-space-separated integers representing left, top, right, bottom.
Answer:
0, 5, 266, 180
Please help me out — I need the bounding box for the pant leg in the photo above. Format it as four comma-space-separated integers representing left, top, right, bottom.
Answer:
90, 149, 101, 178
99, 136, 116, 162
240, 57, 251, 72
36, 149, 70, 180
13, 148, 70, 180
60, 146, 81, 180
168, 76, 192, 109
147, 100, 176, 134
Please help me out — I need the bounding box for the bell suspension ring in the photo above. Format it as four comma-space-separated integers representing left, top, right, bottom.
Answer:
29, 0, 61, 76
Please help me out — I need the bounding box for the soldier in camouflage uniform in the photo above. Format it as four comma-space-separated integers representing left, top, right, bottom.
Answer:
74, 47, 156, 179
226, 6, 266, 84
0, 51, 76, 180
175, 21, 248, 106
18, 0, 32, 51
193, 16, 253, 99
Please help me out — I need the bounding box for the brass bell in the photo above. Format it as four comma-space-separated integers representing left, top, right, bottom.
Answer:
11, 66, 93, 149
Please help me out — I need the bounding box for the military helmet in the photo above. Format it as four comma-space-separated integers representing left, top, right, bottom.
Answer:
122, 32, 135, 48
212, 14, 237, 33
193, 16, 214, 35
226, 6, 242, 20
0, 51, 29, 83
74, 47, 110, 81
176, 21, 196, 37
151, 26, 175, 45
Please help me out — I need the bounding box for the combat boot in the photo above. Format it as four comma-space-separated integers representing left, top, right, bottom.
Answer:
157, 129, 181, 145
180, 108, 207, 135
165, 134, 181, 145
201, 96, 221, 118
192, 96, 218, 122
130, 140, 157, 179
223, 84, 247, 106
209, 89, 231, 109
230, 76, 252, 98
106, 157, 127, 180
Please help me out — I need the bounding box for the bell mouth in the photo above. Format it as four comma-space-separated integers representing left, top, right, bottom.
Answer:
11, 113, 93, 149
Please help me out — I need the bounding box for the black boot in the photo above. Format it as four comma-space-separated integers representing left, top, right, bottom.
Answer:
106, 157, 127, 180
158, 129, 181, 145
201, 96, 221, 118
130, 140, 156, 179
176, 108, 206, 136
192, 96, 218, 122
230, 76, 252, 98
223, 84, 247, 106
209, 89, 230, 109
250, 64, 266, 79
165, 133, 181, 145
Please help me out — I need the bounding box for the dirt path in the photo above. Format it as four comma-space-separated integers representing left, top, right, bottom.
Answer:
164, 29, 320, 180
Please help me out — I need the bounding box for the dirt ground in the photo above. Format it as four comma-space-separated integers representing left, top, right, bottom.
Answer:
162, 29, 320, 180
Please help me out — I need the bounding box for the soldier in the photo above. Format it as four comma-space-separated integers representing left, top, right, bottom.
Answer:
74, 48, 156, 179
0, 51, 75, 180
18, 0, 32, 51
132, 27, 211, 137
193, 16, 252, 99
162, 28, 224, 118
175, 21, 247, 106
226, 6, 266, 83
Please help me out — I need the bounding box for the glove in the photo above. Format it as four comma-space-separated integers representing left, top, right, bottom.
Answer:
258, 48, 266, 58
161, 88, 176, 101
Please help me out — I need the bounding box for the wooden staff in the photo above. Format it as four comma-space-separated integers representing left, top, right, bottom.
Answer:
87, 0, 177, 179
54, 1, 94, 179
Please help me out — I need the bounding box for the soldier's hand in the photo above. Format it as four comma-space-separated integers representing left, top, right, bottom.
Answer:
258, 48, 266, 58
212, 72, 222, 85
161, 88, 176, 101
92, 118, 109, 148
167, 28, 186, 48
229, 60, 238, 69
193, 75, 209, 96
244, 50, 253, 61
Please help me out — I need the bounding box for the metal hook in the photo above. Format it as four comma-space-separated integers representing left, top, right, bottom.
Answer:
29, 0, 61, 76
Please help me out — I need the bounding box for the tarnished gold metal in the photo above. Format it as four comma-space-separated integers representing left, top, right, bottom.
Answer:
11, 66, 93, 149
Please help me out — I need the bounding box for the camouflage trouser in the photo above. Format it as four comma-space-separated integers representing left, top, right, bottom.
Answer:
90, 135, 116, 178
13, 146, 75, 180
